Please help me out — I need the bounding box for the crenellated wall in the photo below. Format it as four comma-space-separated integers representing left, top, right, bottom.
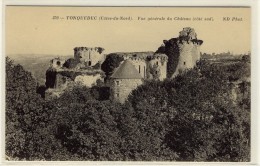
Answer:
74, 47, 105, 67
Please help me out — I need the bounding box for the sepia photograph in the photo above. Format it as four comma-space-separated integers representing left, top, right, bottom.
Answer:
3, 5, 253, 163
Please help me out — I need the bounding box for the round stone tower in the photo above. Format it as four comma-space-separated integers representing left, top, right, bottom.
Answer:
172, 27, 203, 77
110, 60, 143, 103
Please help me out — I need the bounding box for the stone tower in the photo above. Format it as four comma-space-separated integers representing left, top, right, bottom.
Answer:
74, 47, 105, 67
155, 27, 203, 78
105, 52, 168, 81
172, 27, 203, 77
110, 60, 143, 103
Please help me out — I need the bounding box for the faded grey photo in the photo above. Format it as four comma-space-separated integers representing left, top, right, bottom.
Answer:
5, 6, 250, 161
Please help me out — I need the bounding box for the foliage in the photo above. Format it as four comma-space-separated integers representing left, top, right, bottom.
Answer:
52, 101, 123, 160
63, 58, 80, 69
156, 38, 180, 78
6, 57, 53, 160
6, 57, 250, 161
128, 60, 250, 161
101, 54, 124, 79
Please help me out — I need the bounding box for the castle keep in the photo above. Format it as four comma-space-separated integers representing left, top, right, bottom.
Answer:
45, 27, 203, 103
156, 27, 203, 78
74, 47, 105, 67
173, 27, 203, 77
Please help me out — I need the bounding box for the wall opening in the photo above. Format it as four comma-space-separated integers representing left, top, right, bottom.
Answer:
139, 65, 141, 73
184, 62, 186, 65
116, 93, 119, 98
89, 61, 92, 66
56, 61, 61, 66
144, 66, 146, 78
116, 81, 120, 86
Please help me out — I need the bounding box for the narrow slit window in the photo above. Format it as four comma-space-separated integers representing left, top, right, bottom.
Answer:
144, 66, 146, 77
139, 65, 141, 73
184, 62, 186, 65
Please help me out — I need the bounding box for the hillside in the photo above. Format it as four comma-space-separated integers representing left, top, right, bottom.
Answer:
7, 54, 72, 85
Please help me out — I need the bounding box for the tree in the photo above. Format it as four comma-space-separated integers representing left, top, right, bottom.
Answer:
101, 54, 124, 79
127, 60, 250, 161
52, 100, 123, 160
6, 57, 44, 159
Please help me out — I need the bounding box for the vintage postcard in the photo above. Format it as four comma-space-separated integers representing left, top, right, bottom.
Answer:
3, 4, 254, 165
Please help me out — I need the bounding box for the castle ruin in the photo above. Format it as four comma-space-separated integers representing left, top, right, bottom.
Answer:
45, 47, 105, 98
107, 52, 168, 103
156, 27, 203, 78
45, 27, 203, 103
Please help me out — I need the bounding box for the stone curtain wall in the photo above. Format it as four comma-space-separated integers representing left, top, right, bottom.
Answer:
74, 74, 102, 87
148, 58, 167, 81
111, 78, 143, 103
54, 73, 69, 89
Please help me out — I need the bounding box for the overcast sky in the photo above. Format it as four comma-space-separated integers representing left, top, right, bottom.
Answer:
6, 7, 250, 56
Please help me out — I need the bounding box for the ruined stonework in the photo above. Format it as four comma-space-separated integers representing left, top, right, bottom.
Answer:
74, 47, 105, 67
50, 57, 66, 69
110, 60, 143, 103
111, 79, 143, 103
102, 52, 167, 103
45, 27, 202, 102
156, 27, 203, 78
106, 52, 168, 81
45, 47, 105, 97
